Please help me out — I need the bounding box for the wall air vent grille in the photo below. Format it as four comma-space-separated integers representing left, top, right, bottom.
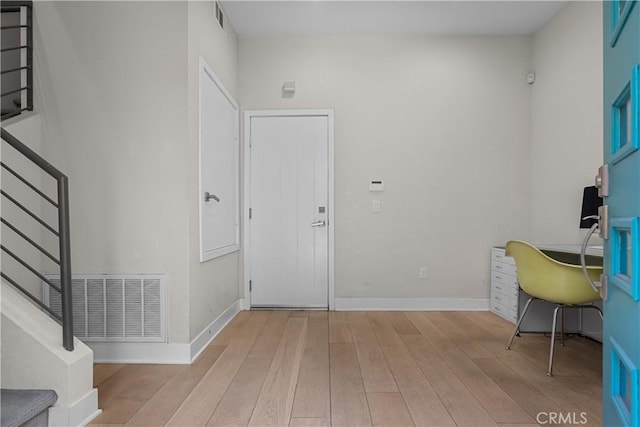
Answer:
215, 1, 224, 29
43, 274, 165, 343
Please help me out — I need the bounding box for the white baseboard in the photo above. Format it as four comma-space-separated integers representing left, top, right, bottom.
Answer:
334, 297, 490, 311
88, 341, 191, 364
49, 388, 100, 427
189, 299, 243, 362
87, 299, 244, 364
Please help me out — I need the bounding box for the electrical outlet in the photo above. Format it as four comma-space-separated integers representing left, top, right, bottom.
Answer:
419, 267, 428, 279
372, 200, 381, 213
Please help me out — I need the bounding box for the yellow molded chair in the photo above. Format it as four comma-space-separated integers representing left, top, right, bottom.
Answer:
504, 240, 602, 376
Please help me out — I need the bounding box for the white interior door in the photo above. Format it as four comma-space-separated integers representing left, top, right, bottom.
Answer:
199, 57, 239, 261
249, 114, 329, 308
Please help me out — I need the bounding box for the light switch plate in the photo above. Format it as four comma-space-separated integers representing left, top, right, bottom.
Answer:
372, 200, 381, 213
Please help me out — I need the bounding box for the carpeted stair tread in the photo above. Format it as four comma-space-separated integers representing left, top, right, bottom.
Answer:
0, 389, 57, 427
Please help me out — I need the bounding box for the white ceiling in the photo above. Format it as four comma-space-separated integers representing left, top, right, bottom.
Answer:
221, 1, 568, 39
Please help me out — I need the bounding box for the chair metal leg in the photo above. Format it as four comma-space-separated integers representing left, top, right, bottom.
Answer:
578, 303, 603, 320
593, 305, 603, 320
506, 297, 536, 350
548, 305, 562, 376
578, 307, 583, 333
560, 306, 565, 347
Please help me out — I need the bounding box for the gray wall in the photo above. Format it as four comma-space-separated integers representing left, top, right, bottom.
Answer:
3, 1, 603, 343
238, 2, 604, 303
187, 1, 240, 341
530, 1, 603, 245
2, 114, 45, 298
33, 1, 192, 343
239, 35, 533, 301
29, 1, 241, 344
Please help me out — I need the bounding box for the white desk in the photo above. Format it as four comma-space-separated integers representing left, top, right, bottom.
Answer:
490, 245, 603, 342
535, 243, 604, 259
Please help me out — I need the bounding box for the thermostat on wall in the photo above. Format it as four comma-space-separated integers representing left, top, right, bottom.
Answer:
369, 180, 384, 192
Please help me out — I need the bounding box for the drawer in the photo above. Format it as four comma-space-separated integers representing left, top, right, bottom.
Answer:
491, 266, 518, 289
492, 284, 504, 299
492, 270, 518, 289
491, 280, 509, 298
491, 292, 509, 306
491, 248, 507, 263
492, 292, 517, 309
492, 284, 519, 302
490, 301, 517, 324
491, 248, 516, 266
490, 300, 506, 315
491, 260, 517, 277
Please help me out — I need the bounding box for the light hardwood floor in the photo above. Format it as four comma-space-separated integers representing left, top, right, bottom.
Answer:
90, 311, 602, 426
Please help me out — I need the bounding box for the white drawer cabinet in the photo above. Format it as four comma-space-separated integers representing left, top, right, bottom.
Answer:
490, 247, 518, 323
489, 246, 589, 336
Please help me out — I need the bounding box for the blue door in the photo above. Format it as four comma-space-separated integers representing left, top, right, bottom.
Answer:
603, 1, 640, 425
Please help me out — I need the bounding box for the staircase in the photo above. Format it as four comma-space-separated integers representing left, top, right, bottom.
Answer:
1, 389, 58, 427
1, 1, 34, 120
0, 127, 74, 350
1, 127, 98, 425
1, 3, 99, 423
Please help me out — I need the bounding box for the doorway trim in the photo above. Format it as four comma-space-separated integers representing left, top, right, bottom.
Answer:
243, 109, 335, 310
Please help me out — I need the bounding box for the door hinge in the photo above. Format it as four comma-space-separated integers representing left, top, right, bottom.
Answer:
249, 208, 252, 219
249, 280, 252, 292
599, 204, 609, 240
600, 274, 608, 300
595, 164, 609, 197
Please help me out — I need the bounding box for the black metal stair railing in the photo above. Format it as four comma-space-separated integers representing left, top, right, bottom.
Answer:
1, 1, 33, 120
0, 128, 74, 351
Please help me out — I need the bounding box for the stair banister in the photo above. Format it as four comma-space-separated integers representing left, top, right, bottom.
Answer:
1, 128, 74, 351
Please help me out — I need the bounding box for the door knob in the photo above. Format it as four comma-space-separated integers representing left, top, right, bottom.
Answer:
311, 220, 326, 227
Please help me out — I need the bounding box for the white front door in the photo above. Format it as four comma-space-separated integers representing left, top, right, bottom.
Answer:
248, 113, 331, 308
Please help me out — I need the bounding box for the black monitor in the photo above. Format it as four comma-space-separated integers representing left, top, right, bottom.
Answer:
580, 186, 603, 228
